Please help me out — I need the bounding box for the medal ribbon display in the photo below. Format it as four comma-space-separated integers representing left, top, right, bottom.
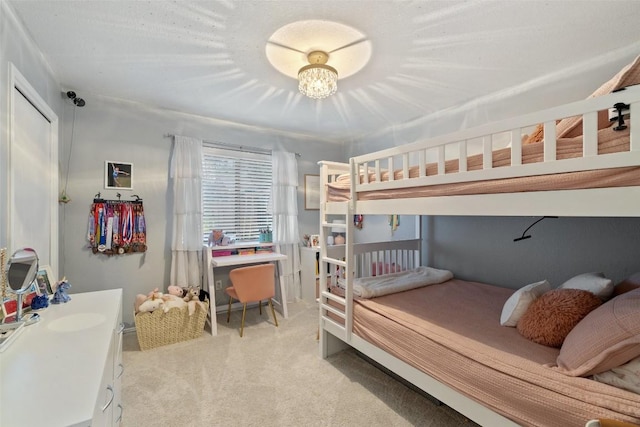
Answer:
87, 196, 147, 255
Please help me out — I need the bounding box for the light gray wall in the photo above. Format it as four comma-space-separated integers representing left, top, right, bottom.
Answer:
59, 94, 342, 326
1, 3, 342, 327
0, 3, 64, 251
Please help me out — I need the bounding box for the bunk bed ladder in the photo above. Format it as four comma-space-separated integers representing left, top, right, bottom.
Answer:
318, 161, 354, 357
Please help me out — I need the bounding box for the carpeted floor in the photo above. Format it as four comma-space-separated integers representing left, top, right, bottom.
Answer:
122, 301, 479, 427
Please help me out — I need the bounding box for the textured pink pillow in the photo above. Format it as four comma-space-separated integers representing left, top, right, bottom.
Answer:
555, 288, 640, 377
556, 55, 640, 138
517, 289, 601, 348
614, 272, 640, 296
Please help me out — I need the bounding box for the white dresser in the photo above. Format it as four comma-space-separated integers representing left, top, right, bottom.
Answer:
1, 289, 124, 427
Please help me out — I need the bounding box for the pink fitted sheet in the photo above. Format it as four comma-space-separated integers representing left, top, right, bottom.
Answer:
347, 279, 640, 426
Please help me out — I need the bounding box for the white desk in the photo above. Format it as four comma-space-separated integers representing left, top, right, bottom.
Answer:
203, 244, 288, 335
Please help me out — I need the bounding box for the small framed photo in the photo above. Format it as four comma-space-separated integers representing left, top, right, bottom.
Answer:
310, 234, 320, 247
36, 265, 55, 295
105, 161, 133, 190
304, 174, 320, 210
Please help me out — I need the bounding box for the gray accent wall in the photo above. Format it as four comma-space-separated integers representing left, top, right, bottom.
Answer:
423, 216, 640, 290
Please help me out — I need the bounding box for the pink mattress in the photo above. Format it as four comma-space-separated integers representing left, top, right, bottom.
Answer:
327, 128, 640, 202
349, 279, 640, 426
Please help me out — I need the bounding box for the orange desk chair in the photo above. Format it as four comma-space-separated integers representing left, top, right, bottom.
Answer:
226, 263, 279, 337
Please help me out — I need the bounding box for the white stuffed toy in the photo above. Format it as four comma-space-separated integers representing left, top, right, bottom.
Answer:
138, 297, 164, 313
161, 294, 187, 313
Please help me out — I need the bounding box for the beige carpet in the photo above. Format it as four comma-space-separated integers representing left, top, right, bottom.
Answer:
122, 301, 479, 427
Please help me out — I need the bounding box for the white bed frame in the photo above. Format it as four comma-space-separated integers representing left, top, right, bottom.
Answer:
318, 85, 640, 427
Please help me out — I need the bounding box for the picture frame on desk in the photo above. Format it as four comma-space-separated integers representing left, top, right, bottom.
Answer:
310, 234, 320, 247
36, 265, 55, 295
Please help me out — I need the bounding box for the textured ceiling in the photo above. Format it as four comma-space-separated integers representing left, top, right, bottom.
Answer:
7, 0, 640, 141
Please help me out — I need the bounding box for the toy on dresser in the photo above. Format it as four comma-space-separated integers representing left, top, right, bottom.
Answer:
51, 279, 71, 304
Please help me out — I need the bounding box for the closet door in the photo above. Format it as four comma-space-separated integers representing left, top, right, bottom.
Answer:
9, 64, 58, 273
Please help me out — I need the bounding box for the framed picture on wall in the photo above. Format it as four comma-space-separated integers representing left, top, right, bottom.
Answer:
105, 161, 133, 190
304, 174, 320, 210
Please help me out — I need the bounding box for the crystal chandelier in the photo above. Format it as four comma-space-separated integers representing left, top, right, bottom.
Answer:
298, 51, 338, 99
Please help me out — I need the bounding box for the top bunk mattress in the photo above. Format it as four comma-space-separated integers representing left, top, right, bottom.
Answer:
351, 279, 640, 426
327, 127, 640, 202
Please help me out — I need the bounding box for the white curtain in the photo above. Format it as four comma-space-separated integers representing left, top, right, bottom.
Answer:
272, 151, 301, 302
169, 135, 203, 288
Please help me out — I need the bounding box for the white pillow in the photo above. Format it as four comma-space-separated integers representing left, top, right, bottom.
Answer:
500, 280, 551, 327
558, 272, 614, 300
593, 356, 640, 394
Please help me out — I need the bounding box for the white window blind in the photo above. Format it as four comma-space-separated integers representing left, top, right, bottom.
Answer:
202, 146, 272, 243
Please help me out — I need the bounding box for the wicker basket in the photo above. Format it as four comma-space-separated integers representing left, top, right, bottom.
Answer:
134, 300, 208, 351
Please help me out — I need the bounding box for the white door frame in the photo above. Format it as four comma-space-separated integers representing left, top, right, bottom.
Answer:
8, 63, 59, 276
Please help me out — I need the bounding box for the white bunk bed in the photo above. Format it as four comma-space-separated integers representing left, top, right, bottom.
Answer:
317, 83, 640, 427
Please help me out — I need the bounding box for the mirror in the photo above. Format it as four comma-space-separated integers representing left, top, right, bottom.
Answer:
3, 248, 40, 325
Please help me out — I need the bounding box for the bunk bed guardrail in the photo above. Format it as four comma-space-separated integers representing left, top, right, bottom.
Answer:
350, 84, 639, 195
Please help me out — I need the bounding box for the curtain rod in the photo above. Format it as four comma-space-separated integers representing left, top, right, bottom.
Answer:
164, 133, 301, 157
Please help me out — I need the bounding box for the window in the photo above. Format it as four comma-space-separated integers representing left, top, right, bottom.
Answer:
202, 146, 272, 244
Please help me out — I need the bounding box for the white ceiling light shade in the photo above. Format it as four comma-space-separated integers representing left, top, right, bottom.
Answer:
298, 51, 337, 99
265, 20, 372, 98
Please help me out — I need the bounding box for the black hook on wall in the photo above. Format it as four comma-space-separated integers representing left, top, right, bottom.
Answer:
66, 91, 86, 107
514, 216, 558, 242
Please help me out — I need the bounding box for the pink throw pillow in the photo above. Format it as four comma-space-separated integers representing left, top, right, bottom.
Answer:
555, 288, 640, 376
517, 289, 601, 348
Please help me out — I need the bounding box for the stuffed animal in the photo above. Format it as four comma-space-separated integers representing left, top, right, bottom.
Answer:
135, 287, 165, 313
134, 294, 147, 313
51, 279, 72, 304
199, 288, 210, 302
138, 297, 164, 313
167, 285, 185, 298
147, 287, 162, 299
187, 299, 206, 316
161, 294, 187, 313
208, 229, 224, 246
31, 294, 49, 310
183, 286, 199, 302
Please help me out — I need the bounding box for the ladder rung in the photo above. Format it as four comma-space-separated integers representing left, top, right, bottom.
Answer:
321, 304, 345, 319
322, 257, 346, 267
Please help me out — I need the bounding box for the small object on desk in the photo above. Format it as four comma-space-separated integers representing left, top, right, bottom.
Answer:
238, 248, 256, 256
212, 250, 233, 257
259, 228, 272, 243
31, 294, 49, 310
255, 246, 273, 254
51, 279, 72, 304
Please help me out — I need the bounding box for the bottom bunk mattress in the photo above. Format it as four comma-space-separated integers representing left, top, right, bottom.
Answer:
349, 279, 640, 427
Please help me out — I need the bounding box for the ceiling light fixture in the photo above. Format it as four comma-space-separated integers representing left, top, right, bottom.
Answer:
298, 51, 337, 99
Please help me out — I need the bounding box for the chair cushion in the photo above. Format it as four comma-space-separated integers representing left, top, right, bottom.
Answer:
225, 286, 238, 300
